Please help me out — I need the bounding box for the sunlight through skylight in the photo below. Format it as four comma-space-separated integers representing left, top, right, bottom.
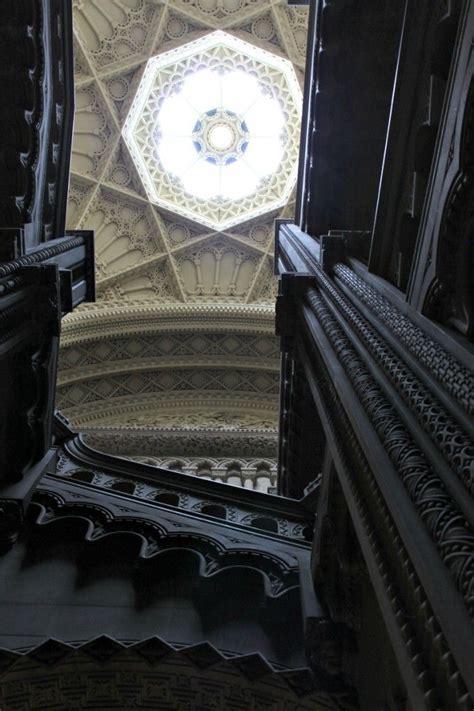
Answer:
156, 69, 285, 201
122, 30, 302, 230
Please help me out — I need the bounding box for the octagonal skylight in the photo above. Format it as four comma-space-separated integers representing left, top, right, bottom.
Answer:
122, 31, 302, 231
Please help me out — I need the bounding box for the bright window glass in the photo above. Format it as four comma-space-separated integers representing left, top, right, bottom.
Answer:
157, 69, 285, 201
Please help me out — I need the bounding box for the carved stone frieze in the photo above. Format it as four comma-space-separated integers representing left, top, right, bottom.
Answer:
306, 285, 474, 615
82, 425, 278, 459
296, 296, 472, 710
60, 332, 279, 372
60, 388, 277, 421
104, 411, 277, 432
61, 301, 276, 341
57, 367, 278, 408
57, 321, 280, 441
52, 459, 303, 540
334, 263, 474, 416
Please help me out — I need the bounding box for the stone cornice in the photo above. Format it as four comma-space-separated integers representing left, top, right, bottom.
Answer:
58, 355, 279, 386
82, 428, 278, 460
61, 302, 276, 345
60, 392, 279, 426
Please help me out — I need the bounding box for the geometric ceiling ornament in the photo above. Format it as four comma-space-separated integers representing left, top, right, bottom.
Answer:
122, 31, 302, 231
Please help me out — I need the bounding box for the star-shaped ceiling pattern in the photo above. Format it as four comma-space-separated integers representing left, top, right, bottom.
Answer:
68, 0, 307, 306
60, 0, 308, 480
122, 30, 302, 229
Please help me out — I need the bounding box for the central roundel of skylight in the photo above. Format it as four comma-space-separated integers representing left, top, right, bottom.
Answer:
156, 71, 284, 201
122, 31, 302, 231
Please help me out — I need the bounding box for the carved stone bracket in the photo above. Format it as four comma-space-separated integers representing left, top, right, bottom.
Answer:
0, 0, 74, 243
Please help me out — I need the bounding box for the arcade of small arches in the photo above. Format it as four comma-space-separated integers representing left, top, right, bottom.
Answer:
128, 456, 277, 490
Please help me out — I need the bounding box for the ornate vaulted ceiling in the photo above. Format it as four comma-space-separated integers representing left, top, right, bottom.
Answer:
59, 0, 308, 482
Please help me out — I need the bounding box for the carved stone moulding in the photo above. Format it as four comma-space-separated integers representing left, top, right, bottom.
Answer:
299, 286, 474, 707
57, 381, 279, 449
81, 416, 278, 455
83, 430, 277, 460
306, 285, 474, 608
333, 263, 474, 417
61, 301, 277, 345
318, 265, 474, 496
57, 384, 277, 419
58, 330, 280, 381
296, 317, 473, 710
